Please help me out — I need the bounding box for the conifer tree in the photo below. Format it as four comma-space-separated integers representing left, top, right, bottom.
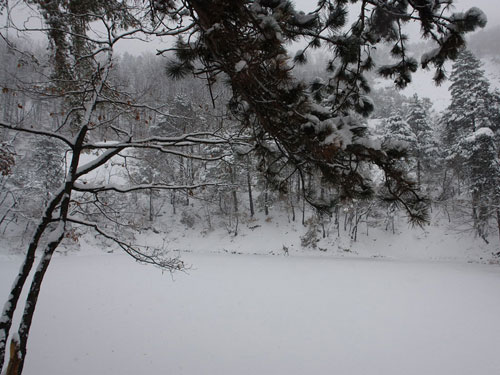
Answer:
442, 50, 492, 151
461, 128, 500, 242
406, 95, 437, 189
382, 112, 415, 147
381, 111, 415, 184
440, 50, 500, 239
440, 49, 500, 196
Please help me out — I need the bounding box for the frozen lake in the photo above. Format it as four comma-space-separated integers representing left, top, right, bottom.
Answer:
1, 252, 500, 375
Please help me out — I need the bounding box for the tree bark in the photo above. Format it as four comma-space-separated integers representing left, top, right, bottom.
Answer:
9, 228, 65, 375
496, 208, 500, 249
246, 157, 254, 217
0, 189, 64, 370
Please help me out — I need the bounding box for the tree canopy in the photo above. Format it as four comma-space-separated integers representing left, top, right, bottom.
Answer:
157, 0, 486, 222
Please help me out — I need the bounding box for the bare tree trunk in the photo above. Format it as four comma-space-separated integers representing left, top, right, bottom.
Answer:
300, 177, 306, 226
319, 212, 326, 238
5, 337, 20, 375
302, 195, 305, 226
496, 208, 500, 249
264, 180, 269, 216
230, 166, 238, 213
417, 158, 421, 190
246, 157, 254, 217
171, 191, 176, 215
264, 190, 269, 216
234, 214, 239, 237
335, 206, 340, 237
344, 209, 348, 232
149, 188, 154, 222
230, 165, 239, 236
441, 167, 449, 199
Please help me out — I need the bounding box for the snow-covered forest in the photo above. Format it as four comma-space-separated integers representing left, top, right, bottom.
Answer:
1, 1, 500, 374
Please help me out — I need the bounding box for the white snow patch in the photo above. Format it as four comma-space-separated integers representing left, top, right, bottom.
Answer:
355, 136, 383, 150
235, 60, 248, 73
293, 12, 316, 26
421, 47, 440, 65
466, 126, 494, 142
475, 126, 494, 137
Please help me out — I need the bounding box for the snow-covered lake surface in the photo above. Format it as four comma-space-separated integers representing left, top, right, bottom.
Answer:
1, 252, 500, 375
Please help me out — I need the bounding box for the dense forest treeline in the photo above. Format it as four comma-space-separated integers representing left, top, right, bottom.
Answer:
1, 38, 500, 249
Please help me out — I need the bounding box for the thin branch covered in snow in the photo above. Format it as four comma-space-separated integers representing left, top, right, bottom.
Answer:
0, 121, 73, 148
67, 218, 186, 271
72, 181, 227, 194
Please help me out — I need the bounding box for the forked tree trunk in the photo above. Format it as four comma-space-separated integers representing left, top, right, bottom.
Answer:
7, 227, 65, 375
4, 123, 89, 374
1, 46, 114, 373
0, 189, 64, 370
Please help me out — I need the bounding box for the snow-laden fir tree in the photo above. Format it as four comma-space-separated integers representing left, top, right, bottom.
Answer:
440, 49, 500, 240
405, 95, 438, 189
460, 127, 500, 242
381, 111, 415, 162
441, 50, 496, 164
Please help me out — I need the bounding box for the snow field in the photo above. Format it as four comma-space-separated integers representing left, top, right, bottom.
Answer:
1, 252, 500, 375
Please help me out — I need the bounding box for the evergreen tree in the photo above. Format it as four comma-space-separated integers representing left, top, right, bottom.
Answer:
380, 112, 415, 199
406, 95, 438, 189
381, 112, 415, 154
440, 50, 500, 239
371, 88, 410, 119
488, 89, 500, 145
32, 137, 65, 198
441, 50, 497, 161
461, 128, 500, 242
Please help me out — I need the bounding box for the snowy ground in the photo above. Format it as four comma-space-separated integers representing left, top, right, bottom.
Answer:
123, 207, 499, 264
1, 200, 499, 374
1, 250, 500, 375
